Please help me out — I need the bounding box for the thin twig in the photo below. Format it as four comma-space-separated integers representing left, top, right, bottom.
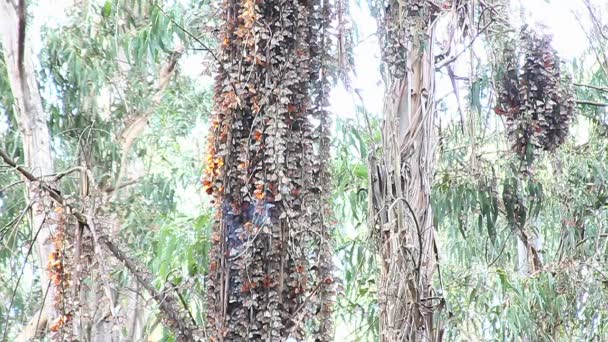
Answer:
0, 150, 64, 204
436, 20, 494, 70
52, 166, 85, 182
576, 100, 608, 107
0, 179, 25, 193
574, 83, 608, 93
35, 280, 52, 341
103, 178, 140, 194
2, 214, 46, 341
173, 284, 198, 327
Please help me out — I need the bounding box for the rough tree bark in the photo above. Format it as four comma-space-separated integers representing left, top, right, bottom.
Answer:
370, 1, 441, 341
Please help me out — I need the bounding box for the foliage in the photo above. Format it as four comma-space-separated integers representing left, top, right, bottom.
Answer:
0, 0, 213, 339
1, 0, 608, 341
332, 115, 381, 341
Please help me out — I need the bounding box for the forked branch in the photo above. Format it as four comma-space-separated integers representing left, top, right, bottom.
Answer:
0, 150, 203, 341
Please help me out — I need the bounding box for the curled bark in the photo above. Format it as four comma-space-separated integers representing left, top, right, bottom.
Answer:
370, 1, 441, 341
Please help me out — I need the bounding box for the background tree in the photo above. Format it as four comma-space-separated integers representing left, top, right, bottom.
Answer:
0, 0, 59, 337
1, 0, 607, 341
1, 0, 211, 340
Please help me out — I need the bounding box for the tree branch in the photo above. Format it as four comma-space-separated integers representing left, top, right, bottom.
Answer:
114, 48, 183, 196
576, 100, 608, 107
574, 83, 608, 93
0, 149, 64, 204
0, 150, 203, 341
436, 20, 494, 70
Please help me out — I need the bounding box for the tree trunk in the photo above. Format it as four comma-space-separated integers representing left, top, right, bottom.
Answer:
0, 1, 60, 337
203, 0, 335, 340
371, 3, 440, 341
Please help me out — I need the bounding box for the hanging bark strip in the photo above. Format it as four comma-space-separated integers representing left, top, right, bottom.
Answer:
203, 0, 336, 340
369, 1, 441, 341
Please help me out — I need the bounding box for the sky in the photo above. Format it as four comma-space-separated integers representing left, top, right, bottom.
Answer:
15, 0, 600, 128
0, 0, 603, 339
328, 0, 594, 123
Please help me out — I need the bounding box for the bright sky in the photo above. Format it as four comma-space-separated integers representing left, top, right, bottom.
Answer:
0, 0, 603, 339
329, 0, 595, 124
21, 0, 599, 126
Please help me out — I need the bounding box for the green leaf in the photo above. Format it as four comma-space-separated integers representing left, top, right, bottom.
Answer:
496, 269, 521, 296
102, 1, 112, 18
353, 163, 368, 179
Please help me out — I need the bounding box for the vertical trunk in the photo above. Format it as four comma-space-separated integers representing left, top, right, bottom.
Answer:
516, 221, 543, 276
0, 0, 61, 337
203, 0, 334, 340
371, 3, 439, 341
125, 282, 145, 342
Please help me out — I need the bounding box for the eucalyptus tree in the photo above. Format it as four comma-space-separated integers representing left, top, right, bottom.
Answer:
1, 0, 210, 340
427, 1, 607, 340
367, 1, 444, 340
201, 0, 336, 339
1, 0, 61, 338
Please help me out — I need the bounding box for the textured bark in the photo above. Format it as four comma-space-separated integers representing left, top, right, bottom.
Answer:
370, 2, 440, 341
309, 0, 335, 337
0, 1, 62, 338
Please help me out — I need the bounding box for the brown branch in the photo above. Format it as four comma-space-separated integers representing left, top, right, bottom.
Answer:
574, 83, 608, 93
436, 20, 494, 70
0, 150, 202, 341
100, 237, 201, 341
0, 150, 64, 204
576, 100, 608, 107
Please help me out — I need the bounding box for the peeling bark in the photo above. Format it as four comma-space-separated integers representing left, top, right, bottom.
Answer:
1, 0, 60, 337
371, 2, 441, 341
